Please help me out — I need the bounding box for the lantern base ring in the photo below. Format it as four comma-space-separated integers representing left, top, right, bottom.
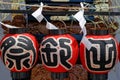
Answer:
11, 71, 31, 80
51, 72, 69, 80
88, 73, 108, 80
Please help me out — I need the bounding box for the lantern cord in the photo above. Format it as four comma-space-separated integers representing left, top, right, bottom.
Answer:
1, 1, 120, 10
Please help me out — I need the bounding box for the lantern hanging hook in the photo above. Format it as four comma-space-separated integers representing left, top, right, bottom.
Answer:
51, 19, 67, 30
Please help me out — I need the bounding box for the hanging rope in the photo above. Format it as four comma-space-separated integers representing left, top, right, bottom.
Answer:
0, 1, 120, 10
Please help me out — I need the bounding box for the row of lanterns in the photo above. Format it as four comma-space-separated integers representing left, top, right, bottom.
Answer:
0, 28, 119, 80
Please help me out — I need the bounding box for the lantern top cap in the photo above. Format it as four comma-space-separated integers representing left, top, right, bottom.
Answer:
49, 29, 67, 35
89, 28, 109, 35
9, 28, 28, 34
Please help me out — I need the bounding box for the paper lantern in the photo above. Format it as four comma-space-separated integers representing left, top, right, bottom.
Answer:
40, 34, 79, 72
80, 35, 119, 74
0, 28, 38, 80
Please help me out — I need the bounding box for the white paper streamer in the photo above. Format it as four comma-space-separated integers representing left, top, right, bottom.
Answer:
32, 2, 44, 22
73, 3, 92, 50
32, 2, 58, 30
74, 10, 83, 20
46, 22, 58, 30
80, 25, 87, 36
0, 22, 19, 28
82, 37, 92, 50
